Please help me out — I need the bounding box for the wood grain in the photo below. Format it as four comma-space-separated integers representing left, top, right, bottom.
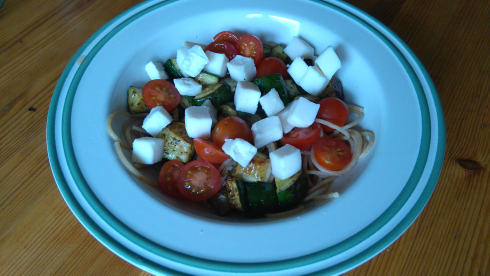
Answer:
0, 0, 488, 275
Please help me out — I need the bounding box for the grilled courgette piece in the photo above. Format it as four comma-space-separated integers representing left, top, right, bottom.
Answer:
225, 177, 247, 211
195, 72, 219, 85
156, 122, 195, 163
284, 79, 300, 99
270, 45, 291, 64
127, 86, 150, 113
245, 182, 278, 216
263, 44, 272, 58
253, 73, 290, 106
318, 76, 344, 100
221, 77, 237, 93
209, 188, 232, 216
276, 170, 308, 210
217, 103, 239, 121
232, 152, 271, 182
186, 83, 233, 107
163, 58, 184, 79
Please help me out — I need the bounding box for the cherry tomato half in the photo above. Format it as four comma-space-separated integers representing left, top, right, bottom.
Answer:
194, 138, 229, 165
281, 122, 321, 151
313, 137, 352, 171
142, 79, 181, 111
316, 97, 349, 132
212, 116, 253, 148
256, 57, 290, 80
205, 41, 238, 61
177, 160, 220, 201
213, 31, 239, 48
237, 35, 264, 65
159, 160, 184, 199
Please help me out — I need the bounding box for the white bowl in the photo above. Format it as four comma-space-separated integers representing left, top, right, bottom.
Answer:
47, 0, 445, 274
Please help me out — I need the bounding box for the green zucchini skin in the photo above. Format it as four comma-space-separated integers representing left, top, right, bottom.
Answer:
226, 178, 247, 211
163, 58, 184, 79
194, 72, 219, 85
185, 83, 233, 108
263, 44, 272, 58
253, 73, 290, 106
276, 170, 308, 210
245, 182, 279, 216
270, 45, 292, 64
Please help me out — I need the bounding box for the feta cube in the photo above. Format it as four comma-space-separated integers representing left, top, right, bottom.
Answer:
226, 55, 256, 81
176, 46, 191, 77
221, 138, 257, 167
204, 51, 229, 77
185, 106, 212, 138
277, 103, 294, 133
270, 144, 301, 180
259, 88, 285, 116
145, 61, 169, 80
131, 137, 165, 165
298, 65, 329, 96
180, 45, 209, 77
315, 46, 341, 79
286, 97, 320, 128
287, 57, 308, 84
142, 106, 173, 137
251, 116, 283, 149
284, 36, 315, 60
201, 99, 218, 125
234, 81, 261, 114
174, 78, 202, 96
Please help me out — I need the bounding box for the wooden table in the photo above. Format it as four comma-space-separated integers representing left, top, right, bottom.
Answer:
1, 0, 488, 275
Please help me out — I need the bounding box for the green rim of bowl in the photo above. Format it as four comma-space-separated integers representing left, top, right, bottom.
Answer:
47, 0, 445, 274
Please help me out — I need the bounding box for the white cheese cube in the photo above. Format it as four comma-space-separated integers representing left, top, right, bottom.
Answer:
284, 36, 315, 60
131, 137, 165, 165
221, 138, 257, 167
234, 81, 261, 114
176, 46, 190, 77
226, 55, 256, 81
259, 88, 285, 116
315, 46, 341, 79
201, 99, 218, 126
277, 103, 294, 133
142, 106, 173, 137
204, 51, 229, 77
298, 65, 330, 96
287, 57, 308, 84
185, 106, 212, 138
180, 45, 209, 77
174, 78, 202, 96
286, 97, 320, 128
251, 116, 283, 149
145, 61, 169, 80
270, 144, 301, 180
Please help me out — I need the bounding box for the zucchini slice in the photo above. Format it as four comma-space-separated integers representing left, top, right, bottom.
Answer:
276, 170, 308, 210
163, 58, 184, 79
192, 83, 233, 107
225, 177, 247, 211
156, 122, 195, 163
194, 72, 219, 85
294, 94, 320, 103
253, 73, 290, 106
263, 44, 272, 58
217, 103, 239, 121
270, 45, 292, 64
318, 76, 344, 100
127, 86, 150, 113
209, 188, 232, 216
232, 152, 271, 182
245, 182, 278, 216
284, 79, 300, 99
221, 77, 237, 93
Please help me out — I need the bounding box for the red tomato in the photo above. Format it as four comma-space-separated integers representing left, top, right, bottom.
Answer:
213, 31, 239, 48
194, 138, 229, 165
313, 137, 352, 171
316, 97, 349, 132
237, 35, 264, 65
281, 122, 321, 151
205, 41, 238, 61
159, 160, 184, 199
177, 160, 220, 201
212, 116, 253, 148
142, 79, 181, 111
256, 57, 290, 80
